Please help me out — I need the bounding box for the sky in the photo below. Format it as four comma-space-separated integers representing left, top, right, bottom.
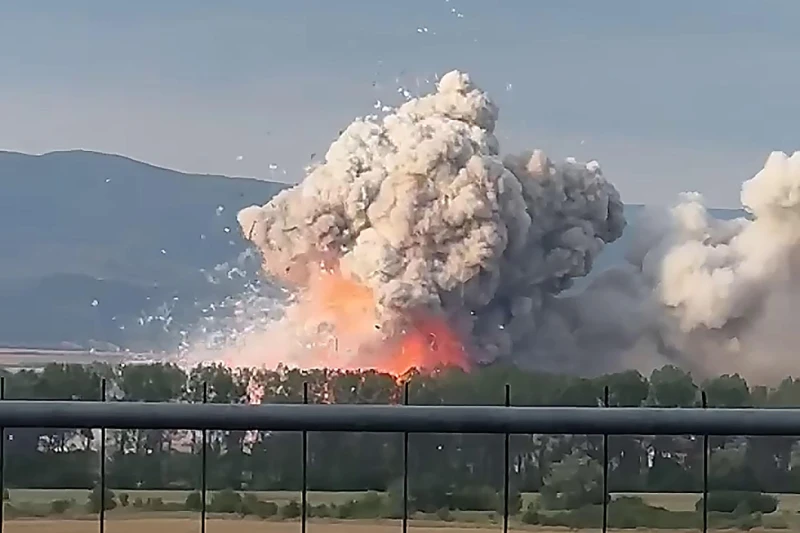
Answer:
1, 0, 799, 207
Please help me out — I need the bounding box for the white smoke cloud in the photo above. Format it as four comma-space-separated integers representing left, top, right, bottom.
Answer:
622, 151, 800, 381
238, 70, 625, 368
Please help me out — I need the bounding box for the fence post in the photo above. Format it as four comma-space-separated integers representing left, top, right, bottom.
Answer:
403, 380, 410, 533
0, 376, 5, 533
503, 383, 511, 533
201, 382, 208, 533
302, 381, 308, 533
702, 390, 709, 533
602, 385, 609, 533
99, 378, 107, 533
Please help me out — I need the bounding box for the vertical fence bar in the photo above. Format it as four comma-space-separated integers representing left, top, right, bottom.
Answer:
201, 382, 208, 533
99, 378, 107, 533
702, 390, 709, 533
402, 380, 410, 533
503, 383, 511, 533
302, 381, 308, 533
602, 385, 609, 533
0, 376, 5, 533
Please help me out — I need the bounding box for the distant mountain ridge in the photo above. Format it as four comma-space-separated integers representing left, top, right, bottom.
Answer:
0, 150, 285, 349
0, 150, 745, 350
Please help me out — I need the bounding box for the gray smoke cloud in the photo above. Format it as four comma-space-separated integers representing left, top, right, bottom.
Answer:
622, 151, 800, 381
235, 70, 800, 381
237, 70, 625, 369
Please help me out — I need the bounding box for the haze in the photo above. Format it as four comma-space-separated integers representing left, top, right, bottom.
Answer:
2, 0, 799, 207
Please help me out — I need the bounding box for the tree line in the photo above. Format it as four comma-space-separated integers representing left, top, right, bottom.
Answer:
1, 362, 799, 495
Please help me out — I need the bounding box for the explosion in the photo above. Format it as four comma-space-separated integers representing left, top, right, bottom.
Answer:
182, 69, 800, 383
236, 70, 624, 376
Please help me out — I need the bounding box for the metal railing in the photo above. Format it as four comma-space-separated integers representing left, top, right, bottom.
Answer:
0, 378, 797, 533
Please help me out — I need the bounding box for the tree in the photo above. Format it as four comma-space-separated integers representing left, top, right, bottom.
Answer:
540, 450, 604, 510
87, 486, 117, 513
3, 359, 800, 498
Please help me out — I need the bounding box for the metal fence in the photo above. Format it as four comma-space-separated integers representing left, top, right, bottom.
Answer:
1, 378, 799, 533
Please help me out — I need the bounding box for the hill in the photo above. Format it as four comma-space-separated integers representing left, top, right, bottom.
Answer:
0, 150, 744, 351
0, 150, 285, 349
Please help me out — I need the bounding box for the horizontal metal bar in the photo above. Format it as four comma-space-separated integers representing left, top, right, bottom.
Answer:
0, 401, 799, 435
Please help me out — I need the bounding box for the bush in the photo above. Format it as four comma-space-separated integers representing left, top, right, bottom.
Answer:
210, 489, 242, 514
281, 499, 301, 519
185, 491, 203, 512
49, 499, 71, 515
145, 497, 164, 511
697, 491, 778, 514
133, 497, 144, 508
436, 507, 454, 522
239, 494, 260, 516
86, 486, 117, 513
310, 503, 331, 518
2, 489, 8, 501
336, 491, 386, 519
119, 493, 129, 507
521, 501, 541, 524
252, 500, 278, 519
532, 497, 701, 530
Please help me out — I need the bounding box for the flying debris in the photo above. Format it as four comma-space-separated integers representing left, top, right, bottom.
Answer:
236, 70, 624, 375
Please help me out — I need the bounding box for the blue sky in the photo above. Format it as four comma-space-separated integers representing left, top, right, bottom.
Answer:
1, 0, 798, 207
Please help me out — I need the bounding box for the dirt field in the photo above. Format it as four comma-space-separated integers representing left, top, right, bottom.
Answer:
1, 517, 796, 532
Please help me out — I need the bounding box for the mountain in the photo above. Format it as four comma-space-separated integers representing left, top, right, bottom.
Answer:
0, 150, 285, 349
0, 150, 745, 351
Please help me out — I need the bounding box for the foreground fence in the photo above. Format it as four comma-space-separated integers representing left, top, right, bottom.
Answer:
0, 379, 799, 533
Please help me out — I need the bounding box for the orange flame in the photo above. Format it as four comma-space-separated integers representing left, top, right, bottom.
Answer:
286, 259, 469, 377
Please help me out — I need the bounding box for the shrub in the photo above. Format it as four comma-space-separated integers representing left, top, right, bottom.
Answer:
2, 489, 8, 501
185, 491, 203, 512
86, 486, 117, 513
697, 491, 778, 515
145, 497, 164, 511
49, 499, 71, 515
119, 493, 129, 507
737, 511, 763, 531
521, 502, 540, 525
252, 500, 278, 519
133, 497, 144, 508
336, 491, 386, 519
281, 499, 301, 519
310, 503, 331, 518
436, 507, 454, 522
533, 497, 701, 530
210, 489, 242, 514
239, 494, 260, 516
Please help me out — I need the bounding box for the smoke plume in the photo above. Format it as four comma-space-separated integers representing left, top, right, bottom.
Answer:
624, 151, 800, 380
231, 70, 800, 381
236, 70, 624, 373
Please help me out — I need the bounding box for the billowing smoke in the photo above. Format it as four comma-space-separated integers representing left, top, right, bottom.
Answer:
237, 70, 625, 372
623, 151, 800, 381
231, 69, 800, 381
